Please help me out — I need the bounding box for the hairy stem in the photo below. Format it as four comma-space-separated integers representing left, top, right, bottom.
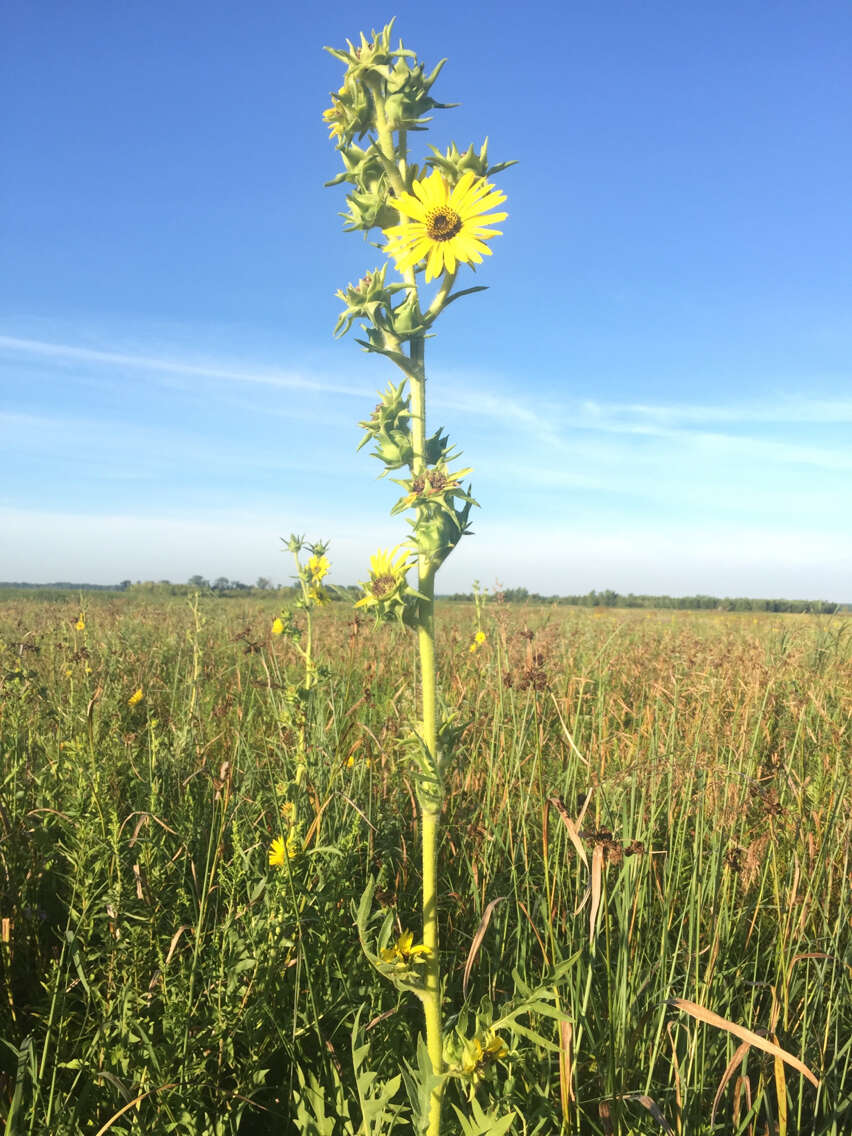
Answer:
372, 87, 444, 1135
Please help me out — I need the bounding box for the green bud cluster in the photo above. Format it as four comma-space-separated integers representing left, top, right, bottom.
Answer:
357, 379, 412, 471
323, 22, 515, 624
427, 138, 517, 185
325, 21, 452, 144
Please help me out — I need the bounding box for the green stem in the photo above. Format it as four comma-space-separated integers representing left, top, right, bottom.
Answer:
372, 88, 444, 1135
292, 549, 314, 691
408, 262, 444, 1136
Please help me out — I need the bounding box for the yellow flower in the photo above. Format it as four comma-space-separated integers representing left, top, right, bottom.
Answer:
468, 642, 478, 654
380, 929, 430, 967
474, 630, 486, 644
460, 1032, 509, 1078
269, 833, 300, 866
271, 617, 285, 635
355, 546, 412, 610
307, 554, 330, 582
128, 688, 143, 706
75, 614, 85, 631
383, 170, 508, 282
308, 584, 330, 607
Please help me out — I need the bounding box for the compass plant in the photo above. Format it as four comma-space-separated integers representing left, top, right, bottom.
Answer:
325, 20, 513, 1135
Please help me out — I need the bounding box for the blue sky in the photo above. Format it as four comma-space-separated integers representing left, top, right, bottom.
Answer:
2, 0, 850, 599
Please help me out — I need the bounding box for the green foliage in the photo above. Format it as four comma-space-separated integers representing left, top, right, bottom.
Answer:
0, 595, 849, 1133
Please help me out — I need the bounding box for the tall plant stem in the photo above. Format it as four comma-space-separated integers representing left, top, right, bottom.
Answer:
370, 85, 444, 1131
410, 338, 443, 1135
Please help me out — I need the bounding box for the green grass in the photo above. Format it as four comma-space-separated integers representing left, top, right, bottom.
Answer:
1, 594, 849, 1134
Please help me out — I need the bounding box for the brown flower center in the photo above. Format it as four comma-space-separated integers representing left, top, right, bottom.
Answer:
371, 574, 396, 598
425, 206, 462, 242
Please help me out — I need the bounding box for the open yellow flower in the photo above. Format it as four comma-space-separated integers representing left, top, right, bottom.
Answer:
269, 833, 300, 867
75, 614, 86, 631
271, 617, 285, 635
128, 688, 143, 706
355, 546, 412, 610
383, 170, 507, 282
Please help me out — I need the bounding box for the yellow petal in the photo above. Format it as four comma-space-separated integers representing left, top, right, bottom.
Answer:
391, 190, 427, 222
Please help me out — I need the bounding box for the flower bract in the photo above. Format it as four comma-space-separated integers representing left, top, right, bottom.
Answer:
383, 170, 507, 281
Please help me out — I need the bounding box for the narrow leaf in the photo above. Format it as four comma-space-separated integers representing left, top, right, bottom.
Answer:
670, 999, 820, 1088
463, 896, 505, 998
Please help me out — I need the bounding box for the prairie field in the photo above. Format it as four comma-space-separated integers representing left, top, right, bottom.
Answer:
1, 593, 850, 1135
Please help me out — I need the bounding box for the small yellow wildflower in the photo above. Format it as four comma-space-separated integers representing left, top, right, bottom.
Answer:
65, 668, 73, 677
269, 833, 300, 867
461, 1032, 509, 1079
75, 614, 85, 631
307, 554, 330, 583
308, 584, 330, 606
271, 617, 285, 635
380, 929, 430, 968
128, 688, 144, 706
468, 630, 486, 654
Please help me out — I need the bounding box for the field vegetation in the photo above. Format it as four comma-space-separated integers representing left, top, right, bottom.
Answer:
0, 593, 849, 1134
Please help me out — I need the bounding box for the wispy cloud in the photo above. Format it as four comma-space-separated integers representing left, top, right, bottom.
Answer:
437, 376, 852, 473
581, 397, 852, 426
0, 334, 369, 398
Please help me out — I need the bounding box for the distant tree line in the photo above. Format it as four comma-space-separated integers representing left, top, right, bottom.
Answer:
442, 586, 845, 614
0, 580, 845, 613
